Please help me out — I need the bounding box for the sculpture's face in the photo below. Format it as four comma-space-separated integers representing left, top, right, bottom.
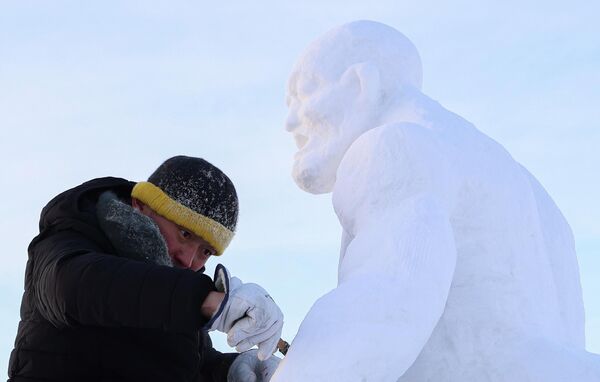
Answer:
286, 67, 372, 194
285, 21, 423, 194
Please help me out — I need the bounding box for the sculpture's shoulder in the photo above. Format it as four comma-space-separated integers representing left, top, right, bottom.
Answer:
347, 122, 452, 161
334, 122, 458, 213
341, 122, 454, 181
349, 122, 430, 151
337, 124, 410, 188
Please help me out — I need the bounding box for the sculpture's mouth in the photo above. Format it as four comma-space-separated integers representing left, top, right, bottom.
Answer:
294, 133, 308, 150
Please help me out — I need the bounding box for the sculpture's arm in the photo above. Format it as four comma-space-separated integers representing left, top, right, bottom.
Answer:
272, 124, 457, 381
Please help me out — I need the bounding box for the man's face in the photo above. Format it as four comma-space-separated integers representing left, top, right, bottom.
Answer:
133, 199, 216, 271
285, 66, 372, 194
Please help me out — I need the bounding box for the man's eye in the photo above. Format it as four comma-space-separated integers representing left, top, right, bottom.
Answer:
180, 229, 191, 239
203, 248, 214, 257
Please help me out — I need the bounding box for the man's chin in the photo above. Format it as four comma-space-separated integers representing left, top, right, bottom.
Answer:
292, 161, 335, 194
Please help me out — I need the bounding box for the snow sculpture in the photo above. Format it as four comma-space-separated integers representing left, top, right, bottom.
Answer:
272, 20, 600, 382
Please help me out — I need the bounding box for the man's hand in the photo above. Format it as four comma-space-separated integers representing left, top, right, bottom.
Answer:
208, 265, 284, 361
228, 350, 281, 382
201, 291, 225, 318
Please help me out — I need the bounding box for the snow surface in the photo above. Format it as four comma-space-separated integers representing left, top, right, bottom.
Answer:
273, 20, 600, 382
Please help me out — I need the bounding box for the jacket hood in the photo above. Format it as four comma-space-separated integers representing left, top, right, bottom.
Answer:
36, 177, 136, 252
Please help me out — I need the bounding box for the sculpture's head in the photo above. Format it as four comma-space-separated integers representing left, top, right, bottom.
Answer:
285, 20, 423, 194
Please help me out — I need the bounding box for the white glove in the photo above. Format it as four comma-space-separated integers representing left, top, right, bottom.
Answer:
228, 350, 281, 382
208, 265, 284, 361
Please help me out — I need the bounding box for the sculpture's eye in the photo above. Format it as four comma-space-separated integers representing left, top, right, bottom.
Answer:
297, 76, 318, 99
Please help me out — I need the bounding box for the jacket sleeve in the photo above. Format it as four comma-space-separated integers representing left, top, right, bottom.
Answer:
197, 330, 239, 381
29, 229, 216, 332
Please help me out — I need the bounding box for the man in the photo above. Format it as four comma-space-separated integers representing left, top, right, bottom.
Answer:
8, 155, 282, 381
271, 21, 600, 381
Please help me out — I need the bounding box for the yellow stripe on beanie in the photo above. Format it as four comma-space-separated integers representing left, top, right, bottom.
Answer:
131, 181, 234, 255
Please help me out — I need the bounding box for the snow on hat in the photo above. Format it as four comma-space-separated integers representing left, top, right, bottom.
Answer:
131, 156, 238, 256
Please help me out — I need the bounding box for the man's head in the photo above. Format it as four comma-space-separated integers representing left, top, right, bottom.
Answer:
285, 20, 422, 194
131, 156, 238, 271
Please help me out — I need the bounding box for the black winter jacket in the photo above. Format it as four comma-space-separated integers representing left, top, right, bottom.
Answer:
8, 177, 237, 381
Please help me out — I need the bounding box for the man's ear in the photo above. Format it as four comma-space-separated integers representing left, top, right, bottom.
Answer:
132, 198, 146, 212
340, 62, 381, 104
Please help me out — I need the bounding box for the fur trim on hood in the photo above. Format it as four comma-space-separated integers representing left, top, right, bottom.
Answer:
96, 191, 172, 267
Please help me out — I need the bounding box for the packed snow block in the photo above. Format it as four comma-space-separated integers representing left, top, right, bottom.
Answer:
275, 20, 600, 382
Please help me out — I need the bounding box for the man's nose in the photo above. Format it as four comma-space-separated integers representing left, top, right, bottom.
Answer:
173, 246, 196, 269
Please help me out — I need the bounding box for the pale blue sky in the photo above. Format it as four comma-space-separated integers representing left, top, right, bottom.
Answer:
1, 0, 599, 373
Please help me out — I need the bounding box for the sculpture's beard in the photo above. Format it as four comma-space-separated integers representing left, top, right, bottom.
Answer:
292, 160, 334, 194
291, 142, 345, 195
290, 109, 375, 195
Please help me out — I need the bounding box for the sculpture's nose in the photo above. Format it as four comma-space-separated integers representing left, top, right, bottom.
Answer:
285, 108, 299, 132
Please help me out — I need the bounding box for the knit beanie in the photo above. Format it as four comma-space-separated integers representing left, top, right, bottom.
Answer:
131, 156, 238, 255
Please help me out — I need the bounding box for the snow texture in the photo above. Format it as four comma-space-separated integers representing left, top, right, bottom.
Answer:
274, 20, 600, 382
